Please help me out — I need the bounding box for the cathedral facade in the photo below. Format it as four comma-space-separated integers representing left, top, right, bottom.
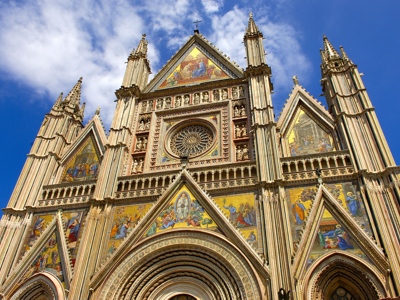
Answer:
0, 15, 399, 300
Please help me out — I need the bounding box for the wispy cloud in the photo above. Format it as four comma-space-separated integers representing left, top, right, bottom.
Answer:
0, 0, 310, 127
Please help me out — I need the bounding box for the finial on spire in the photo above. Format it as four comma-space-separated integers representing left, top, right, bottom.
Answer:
135, 34, 148, 55
292, 75, 299, 86
322, 35, 340, 59
95, 106, 101, 115
63, 77, 83, 106
245, 12, 260, 35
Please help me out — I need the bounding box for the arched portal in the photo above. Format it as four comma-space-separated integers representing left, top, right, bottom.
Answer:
305, 254, 386, 300
93, 230, 266, 299
8, 272, 66, 300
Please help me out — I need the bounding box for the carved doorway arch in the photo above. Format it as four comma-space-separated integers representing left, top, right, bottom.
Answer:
306, 254, 386, 300
94, 230, 265, 299
7, 272, 66, 300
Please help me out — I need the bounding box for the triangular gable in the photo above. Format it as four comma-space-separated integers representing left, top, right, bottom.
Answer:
2, 213, 72, 292
91, 168, 268, 284
143, 185, 219, 238
277, 85, 337, 157
292, 183, 389, 281
58, 115, 107, 183
145, 34, 244, 93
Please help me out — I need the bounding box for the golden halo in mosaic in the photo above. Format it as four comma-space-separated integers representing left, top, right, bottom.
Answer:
168, 122, 215, 158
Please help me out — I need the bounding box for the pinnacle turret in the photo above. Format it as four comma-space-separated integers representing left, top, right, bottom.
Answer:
63, 77, 83, 107
245, 12, 262, 37
322, 36, 340, 59
134, 34, 148, 56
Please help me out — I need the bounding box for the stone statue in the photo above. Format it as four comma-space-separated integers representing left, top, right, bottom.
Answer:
240, 105, 246, 117
184, 95, 190, 105
239, 86, 245, 97
142, 137, 148, 150
222, 89, 228, 100
145, 118, 150, 131
137, 159, 143, 173
156, 98, 163, 110
235, 125, 241, 138
165, 97, 171, 109
213, 90, 220, 101
242, 144, 249, 160
175, 96, 181, 107
234, 106, 240, 117
148, 100, 153, 111
141, 101, 147, 113
135, 138, 142, 152
236, 145, 242, 161
240, 124, 247, 137
202, 92, 209, 102
232, 87, 238, 99
194, 93, 200, 104
131, 159, 138, 173
138, 120, 145, 131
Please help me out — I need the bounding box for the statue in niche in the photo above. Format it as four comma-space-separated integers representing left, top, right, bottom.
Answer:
165, 97, 171, 109
148, 100, 154, 111
142, 137, 148, 150
135, 138, 143, 152
131, 159, 138, 173
240, 105, 246, 117
232, 87, 238, 99
239, 86, 245, 97
236, 145, 242, 161
194, 93, 200, 104
145, 118, 151, 131
156, 98, 163, 110
222, 89, 228, 100
234, 106, 240, 118
184, 94, 190, 105
213, 90, 220, 101
137, 159, 143, 173
175, 96, 181, 107
242, 144, 249, 160
240, 124, 247, 137
141, 101, 147, 113
202, 92, 209, 102
138, 120, 145, 131
235, 124, 241, 138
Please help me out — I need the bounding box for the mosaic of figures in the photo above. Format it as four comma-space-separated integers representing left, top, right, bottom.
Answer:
62, 210, 86, 267
62, 137, 101, 182
22, 232, 66, 287
158, 47, 230, 89
286, 182, 372, 267
107, 203, 153, 256
214, 193, 259, 249
145, 186, 218, 238
140, 85, 245, 113
24, 213, 55, 253
286, 108, 335, 156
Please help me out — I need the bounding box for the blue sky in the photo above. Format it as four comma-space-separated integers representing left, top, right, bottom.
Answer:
1, 0, 399, 210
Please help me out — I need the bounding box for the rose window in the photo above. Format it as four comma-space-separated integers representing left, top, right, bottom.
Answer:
169, 123, 215, 157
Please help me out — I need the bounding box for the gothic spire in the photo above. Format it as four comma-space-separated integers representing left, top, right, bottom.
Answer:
134, 34, 148, 56
63, 77, 83, 107
52, 92, 63, 109
245, 12, 262, 37
322, 35, 340, 60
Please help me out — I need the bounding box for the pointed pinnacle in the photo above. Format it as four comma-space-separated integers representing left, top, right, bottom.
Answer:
53, 92, 63, 108
64, 77, 83, 106
322, 35, 340, 59
245, 12, 260, 35
135, 33, 148, 55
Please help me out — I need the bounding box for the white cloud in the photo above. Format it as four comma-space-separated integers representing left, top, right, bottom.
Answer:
0, 0, 310, 128
201, 0, 224, 14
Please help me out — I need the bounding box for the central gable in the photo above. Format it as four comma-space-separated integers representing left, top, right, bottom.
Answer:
145, 34, 244, 93
158, 46, 230, 90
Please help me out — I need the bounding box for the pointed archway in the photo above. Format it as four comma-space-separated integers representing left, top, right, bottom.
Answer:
92, 230, 266, 299
306, 253, 386, 300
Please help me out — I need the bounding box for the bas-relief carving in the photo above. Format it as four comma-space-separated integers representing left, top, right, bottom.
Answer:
214, 193, 259, 248
286, 182, 372, 267
286, 108, 335, 156
158, 47, 230, 89
145, 186, 218, 238
107, 203, 153, 255
21, 232, 66, 288
62, 137, 100, 182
